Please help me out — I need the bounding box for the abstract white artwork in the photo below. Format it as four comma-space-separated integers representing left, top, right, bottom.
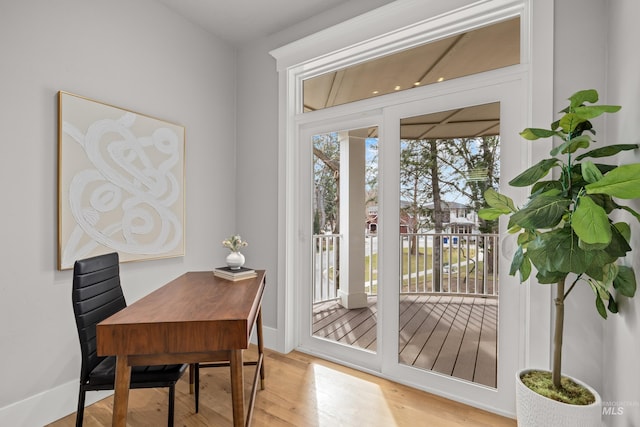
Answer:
58, 92, 185, 270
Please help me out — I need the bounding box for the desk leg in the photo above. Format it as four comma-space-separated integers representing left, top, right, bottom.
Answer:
230, 349, 245, 427
112, 355, 131, 427
256, 308, 265, 389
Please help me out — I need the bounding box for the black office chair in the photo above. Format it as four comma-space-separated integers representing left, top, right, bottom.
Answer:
71, 252, 189, 427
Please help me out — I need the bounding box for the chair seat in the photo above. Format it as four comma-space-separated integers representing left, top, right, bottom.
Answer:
87, 356, 187, 386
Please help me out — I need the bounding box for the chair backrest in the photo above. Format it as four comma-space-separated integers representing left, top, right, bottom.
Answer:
72, 252, 126, 383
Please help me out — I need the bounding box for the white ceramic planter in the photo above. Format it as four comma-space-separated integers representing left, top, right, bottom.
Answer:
225, 251, 245, 269
515, 369, 602, 427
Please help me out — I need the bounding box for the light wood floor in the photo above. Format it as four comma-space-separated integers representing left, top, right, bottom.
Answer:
48, 347, 514, 427
313, 295, 497, 387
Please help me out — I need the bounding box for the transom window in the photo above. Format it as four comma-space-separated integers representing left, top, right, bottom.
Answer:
303, 17, 520, 112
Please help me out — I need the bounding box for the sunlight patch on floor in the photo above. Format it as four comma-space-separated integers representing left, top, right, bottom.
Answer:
311, 363, 398, 426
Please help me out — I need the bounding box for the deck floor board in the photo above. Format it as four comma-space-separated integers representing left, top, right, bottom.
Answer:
313, 294, 497, 387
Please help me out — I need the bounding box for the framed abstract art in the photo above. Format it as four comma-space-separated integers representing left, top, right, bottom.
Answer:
57, 91, 185, 270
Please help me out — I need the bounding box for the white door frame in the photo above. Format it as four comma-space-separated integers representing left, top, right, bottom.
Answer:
378, 75, 528, 416
298, 113, 384, 372
271, 0, 554, 417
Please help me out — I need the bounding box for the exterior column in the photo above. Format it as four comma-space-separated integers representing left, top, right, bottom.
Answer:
338, 129, 368, 309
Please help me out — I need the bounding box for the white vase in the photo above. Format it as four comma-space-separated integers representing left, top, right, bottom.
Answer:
515, 368, 602, 427
225, 251, 245, 270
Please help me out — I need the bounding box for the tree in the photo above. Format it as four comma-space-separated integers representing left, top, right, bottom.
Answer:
399, 135, 501, 285
437, 136, 501, 272
313, 133, 340, 233
399, 139, 435, 234
437, 136, 500, 231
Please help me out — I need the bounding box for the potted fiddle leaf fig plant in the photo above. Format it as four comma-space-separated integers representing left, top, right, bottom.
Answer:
479, 89, 639, 426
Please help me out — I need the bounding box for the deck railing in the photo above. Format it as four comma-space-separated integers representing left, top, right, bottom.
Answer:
401, 233, 499, 298
313, 232, 499, 303
313, 234, 340, 302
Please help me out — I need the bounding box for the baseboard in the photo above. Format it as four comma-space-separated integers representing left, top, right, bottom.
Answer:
0, 380, 112, 427
252, 324, 278, 349
1, 325, 278, 427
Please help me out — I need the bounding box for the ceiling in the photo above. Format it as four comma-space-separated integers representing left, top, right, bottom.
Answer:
400, 103, 501, 139
154, 0, 373, 45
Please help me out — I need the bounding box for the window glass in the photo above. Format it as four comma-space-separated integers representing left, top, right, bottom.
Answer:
303, 18, 519, 112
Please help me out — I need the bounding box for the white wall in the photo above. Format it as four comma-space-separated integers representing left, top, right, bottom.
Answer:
553, 0, 608, 393
554, 2, 640, 425
604, 1, 640, 425
0, 0, 237, 425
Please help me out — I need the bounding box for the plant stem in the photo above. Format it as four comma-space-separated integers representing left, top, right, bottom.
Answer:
553, 277, 566, 389
564, 274, 581, 299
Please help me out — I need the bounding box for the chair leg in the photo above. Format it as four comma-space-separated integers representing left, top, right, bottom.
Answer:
257, 308, 265, 389
194, 363, 200, 413
168, 384, 175, 427
75, 388, 86, 427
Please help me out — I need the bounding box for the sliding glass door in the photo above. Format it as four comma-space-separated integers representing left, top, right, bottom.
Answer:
299, 116, 383, 371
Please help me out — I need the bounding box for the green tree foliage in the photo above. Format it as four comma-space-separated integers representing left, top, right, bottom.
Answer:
313, 133, 340, 233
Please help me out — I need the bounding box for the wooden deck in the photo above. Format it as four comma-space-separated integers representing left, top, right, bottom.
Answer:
313, 294, 497, 387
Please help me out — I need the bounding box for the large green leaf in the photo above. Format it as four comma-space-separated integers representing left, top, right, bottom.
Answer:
608, 294, 619, 314
519, 255, 532, 282
613, 222, 631, 242
595, 163, 619, 174
509, 246, 532, 282
583, 228, 631, 280
508, 194, 571, 230
527, 228, 589, 274
575, 144, 638, 161
531, 180, 563, 196
586, 263, 606, 282
551, 135, 591, 156
574, 105, 621, 120
483, 188, 516, 212
508, 224, 522, 234
520, 128, 557, 140
604, 225, 632, 258
585, 164, 640, 199
517, 230, 535, 246
588, 278, 611, 319
569, 89, 598, 108
574, 120, 595, 136
559, 113, 586, 134
536, 270, 567, 284
509, 158, 560, 187
588, 193, 618, 213
478, 207, 506, 220
614, 266, 637, 297
578, 239, 610, 251
510, 246, 524, 276
595, 292, 608, 318
581, 161, 604, 183
571, 196, 611, 245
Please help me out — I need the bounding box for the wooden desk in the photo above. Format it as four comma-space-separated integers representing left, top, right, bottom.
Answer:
97, 270, 266, 427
